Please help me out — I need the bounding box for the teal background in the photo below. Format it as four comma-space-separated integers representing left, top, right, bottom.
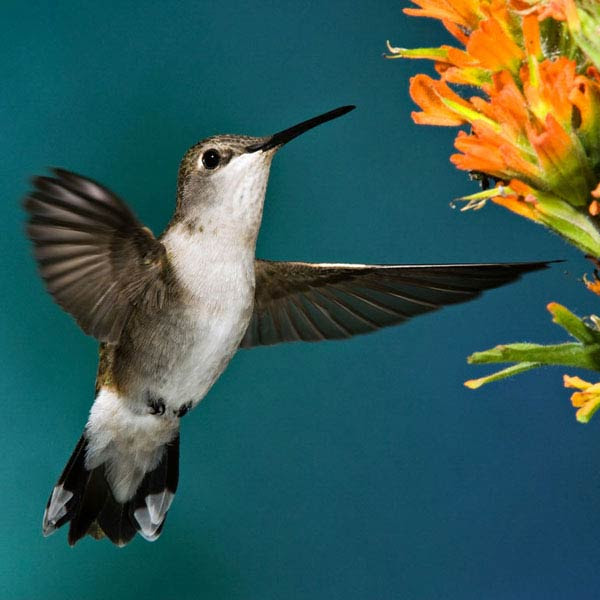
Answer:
3, 1, 600, 598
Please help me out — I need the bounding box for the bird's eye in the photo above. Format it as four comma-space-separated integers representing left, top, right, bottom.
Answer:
202, 149, 221, 170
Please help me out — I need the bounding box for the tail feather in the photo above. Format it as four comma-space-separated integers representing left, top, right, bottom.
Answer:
96, 493, 138, 546
115, 433, 179, 545
42, 435, 87, 536
43, 433, 180, 546
131, 438, 179, 541
68, 467, 108, 545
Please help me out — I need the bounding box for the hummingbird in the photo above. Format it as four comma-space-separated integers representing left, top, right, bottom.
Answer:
25, 105, 552, 547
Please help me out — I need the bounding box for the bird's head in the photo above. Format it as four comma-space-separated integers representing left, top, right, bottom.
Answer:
173, 106, 355, 242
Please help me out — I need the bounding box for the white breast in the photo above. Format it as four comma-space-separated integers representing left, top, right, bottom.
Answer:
158, 224, 256, 407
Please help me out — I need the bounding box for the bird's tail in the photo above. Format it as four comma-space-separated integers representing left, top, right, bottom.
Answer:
42, 431, 179, 546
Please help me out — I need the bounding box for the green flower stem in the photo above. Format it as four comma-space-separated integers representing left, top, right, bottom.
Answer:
468, 342, 600, 371
465, 362, 541, 389
465, 304, 600, 389
384, 44, 449, 60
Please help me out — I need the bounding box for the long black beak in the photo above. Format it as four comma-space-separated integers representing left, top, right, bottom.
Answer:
246, 105, 356, 153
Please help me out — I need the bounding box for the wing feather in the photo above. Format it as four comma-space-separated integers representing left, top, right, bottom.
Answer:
240, 260, 553, 347
24, 169, 168, 343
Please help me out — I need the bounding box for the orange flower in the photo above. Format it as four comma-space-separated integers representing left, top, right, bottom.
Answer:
485, 179, 542, 222
584, 272, 600, 294
570, 73, 600, 130
474, 71, 530, 137
569, 70, 600, 162
404, 11, 599, 207
522, 58, 576, 126
395, 0, 600, 256
409, 75, 472, 125
564, 375, 600, 423
451, 129, 507, 174
467, 16, 524, 72
522, 14, 542, 58
403, 0, 485, 30
451, 122, 543, 183
492, 192, 540, 221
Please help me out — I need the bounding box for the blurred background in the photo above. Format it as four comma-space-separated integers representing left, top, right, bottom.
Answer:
3, 1, 600, 598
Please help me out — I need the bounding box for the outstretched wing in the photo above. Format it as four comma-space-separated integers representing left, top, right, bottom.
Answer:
240, 260, 552, 347
24, 168, 168, 343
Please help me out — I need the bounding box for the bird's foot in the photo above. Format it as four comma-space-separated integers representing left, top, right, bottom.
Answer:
146, 395, 166, 416
176, 401, 192, 418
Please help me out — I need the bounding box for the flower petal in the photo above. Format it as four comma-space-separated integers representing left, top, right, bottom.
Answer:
404, 0, 484, 30
467, 16, 524, 72
409, 74, 472, 125
523, 57, 576, 126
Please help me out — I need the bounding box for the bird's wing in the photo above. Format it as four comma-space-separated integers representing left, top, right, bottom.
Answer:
240, 259, 552, 347
24, 168, 168, 343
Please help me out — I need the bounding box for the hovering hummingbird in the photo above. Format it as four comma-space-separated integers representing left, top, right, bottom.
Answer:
25, 105, 551, 546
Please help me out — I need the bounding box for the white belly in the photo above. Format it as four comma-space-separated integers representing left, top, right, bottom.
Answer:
156, 300, 251, 407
